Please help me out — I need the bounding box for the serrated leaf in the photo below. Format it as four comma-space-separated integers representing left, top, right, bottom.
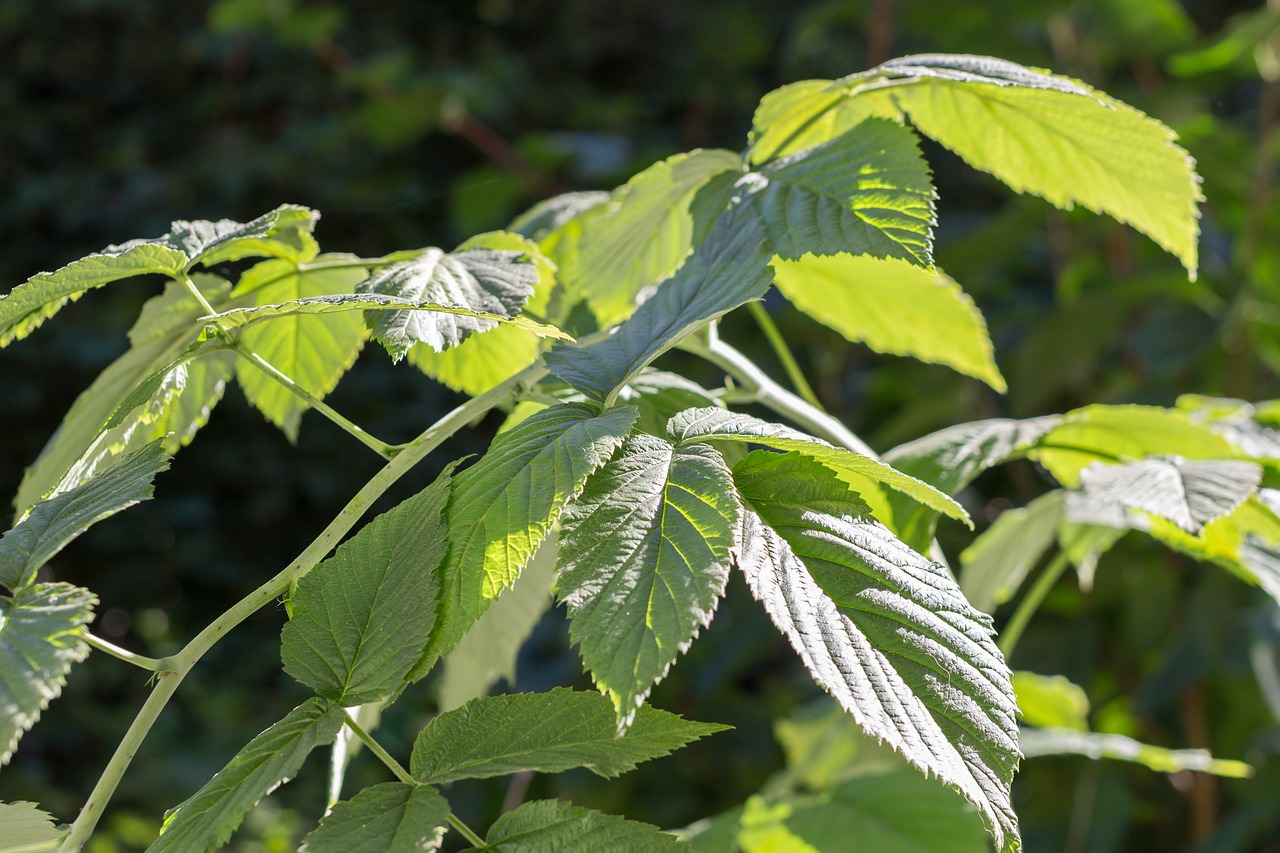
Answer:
0, 583, 96, 765
410, 687, 727, 783
960, 491, 1065, 614
14, 276, 234, 519
509, 190, 611, 241
139, 204, 319, 268
1012, 672, 1089, 732
771, 254, 1003, 390
359, 248, 539, 361
410, 232, 561, 395
618, 370, 724, 437
485, 800, 686, 852
298, 783, 449, 853
1079, 457, 1261, 534
732, 451, 1019, 852
545, 197, 774, 404
420, 403, 637, 678
149, 698, 343, 853
437, 531, 558, 712
757, 119, 934, 265
1019, 728, 1252, 778
557, 437, 740, 724
748, 78, 903, 165
667, 407, 968, 525
2, 442, 169, 591
556, 149, 743, 325
281, 468, 453, 704
0, 801, 66, 851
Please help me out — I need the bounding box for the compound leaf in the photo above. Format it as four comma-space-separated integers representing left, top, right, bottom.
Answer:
281, 468, 453, 705
0, 583, 96, 765
733, 451, 1019, 852
1078, 457, 1261, 534
410, 687, 727, 784
149, 698, 343, 853
485, 800, 686, 852
298, 783, 450, 853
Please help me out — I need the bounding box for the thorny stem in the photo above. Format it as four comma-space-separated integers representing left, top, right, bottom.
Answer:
83, 633, 164, 672
999, 549, 1073, 658
746, 301, 825, 411
57, 365, 541, 852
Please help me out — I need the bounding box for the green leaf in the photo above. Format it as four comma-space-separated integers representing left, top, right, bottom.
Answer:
1019, 728, 1252, 778
298, 783, 450, 853
619, 370, 724, 437
14, 276, 234, 519
509, 190, 611, 241
668, 407, 968, 526
1078, 457, 1262, 534
1, 244, 187, 347
757, 119, 934, 265
748, 79, 903, 166
421, 403, 637, 677
732, 451, 1019, 852
485, 800, 686, 852
1012, 672, 1089, 732
281, 468, 453, 704
771, 254, 1003, 390
359, 248, 540, 361
545, 198, 774, 404
410, 687, 727, 784
149, 698, 343, 853
960, 491, 1065, 614
557, 436, 740, 723
437, 531, 558, 712
555, 148, 744, 325
0, 583, 96, 765
1, 442, 168, 592
410, 232, 561, 395
0, 801, 66, 851
141, 204, 320, 268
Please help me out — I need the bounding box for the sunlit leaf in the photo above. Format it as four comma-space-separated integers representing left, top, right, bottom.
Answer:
1012, 672, 1089, 732
1078, 457, 1261, 533
0, 801, 66, 851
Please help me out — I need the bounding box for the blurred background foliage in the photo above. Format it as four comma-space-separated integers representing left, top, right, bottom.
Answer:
3, 0, 1280, 850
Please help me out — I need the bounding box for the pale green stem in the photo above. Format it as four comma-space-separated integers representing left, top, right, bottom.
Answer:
999, 549, 1073, 659
343, 710, 413, 785
82, 633, 165, 672
57, 366, 539, 853
746, 301, 824, 411
451, 815, 489, 850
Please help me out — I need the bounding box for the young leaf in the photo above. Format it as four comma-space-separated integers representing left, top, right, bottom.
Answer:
771, 253, 1004, 390
1078, 458, 1262, 534
667, 406, 968, 525
437, 531, 558, 712
757, 118, 934, 265
359, 248, 539, 361
2, 442, 167, 591
557, 437, 740, 724
960, 491, 1066, 614
0, 801, 66, 850
0, 583, 96, 765
420, 403, 637, 677
410, 687, 727, 784
545, 198, 774, 404
281, 467, 453, 705
1019, 728, 1252, 778
484, 800, 686, 852
298, 783, 450, 853
149, 698, 343, 853
229, 257, 369, 440
150, 204, 320, 268
733, 451, 1019, 852
554, 148, 744, 325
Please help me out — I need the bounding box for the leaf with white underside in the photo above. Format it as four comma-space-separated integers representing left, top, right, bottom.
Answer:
557, 436, 740, 724
358, 248, 540, 361
149, 698, 343, 853
144, 204, 319, 268
1, 442, 168, 592
545, 198, 774, 404
485, 800, 686, 852
437, 531, 558, 712
732, 450, 1019, 852
757, 118, 935, 265
1078, 457, 1261, 534
298, 783, 450, 853
961, 491, 1065, 614
0, 801, 66, 851
668, 406, 968, 525
556, 148, 743, 325
411, 687, 727, 783
771, 253, 1003, 390
281, 468, 452, 704
0, 583, 96, 765
419, 404, 637, 678
229, 257, 369, 439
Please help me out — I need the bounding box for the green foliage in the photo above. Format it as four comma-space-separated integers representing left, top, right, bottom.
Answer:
0, 800, 66, 851
484, 799, 686, 852
298, 783, 449, 853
